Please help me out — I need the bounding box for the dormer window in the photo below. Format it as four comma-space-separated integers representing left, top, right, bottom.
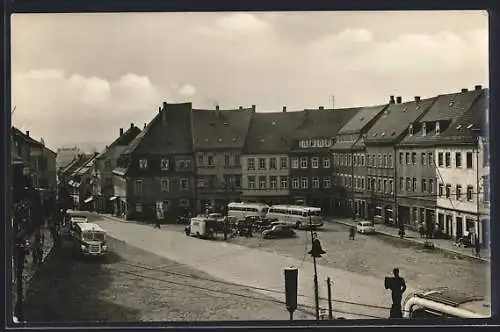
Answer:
449, 100, 455, 107
381, 132, 386, 137
422, 123, 427, 136
456, 125, 462, 130
217, 138, 223, 143
223, 122, 229, 126
467, 124, 473, 129
435, 121, 441, 135
139, 159, 148, 169
160, 159, 169, 170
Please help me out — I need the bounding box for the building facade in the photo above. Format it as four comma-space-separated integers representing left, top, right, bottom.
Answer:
193, 106, 253, 213
67, 153, 98, 210
365, 95, 436, 226
113, 102, 196, 221
56, 146, 82, 170
241, 108, 303, 205
92, 124, 141, 213
397, 86, 485, 236
331, 105, 386, 218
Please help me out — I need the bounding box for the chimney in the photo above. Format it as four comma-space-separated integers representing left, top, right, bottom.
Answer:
162, 102, 167, 110
283, 106, 287, 113
144, 123, 147, 129
130, 123, 134, 129
474, 85, 482, 91
389, 95, 395, 104
239, 106, 243, 110
119, 128, 124, 136
215, 105, 220, 111
252, 105, 256, 113
396, 96, 402, 104
414, 96, 421, 103
461, 88, 468, 93
26, 130, 29, 137
319, 106, 324, 110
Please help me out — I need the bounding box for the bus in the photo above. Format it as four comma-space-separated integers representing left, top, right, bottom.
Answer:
266, 205, 324, 229
227, 202, 269, 220
403, 288, 490, 319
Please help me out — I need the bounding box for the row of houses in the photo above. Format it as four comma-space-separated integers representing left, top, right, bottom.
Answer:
80, 84, 489, 245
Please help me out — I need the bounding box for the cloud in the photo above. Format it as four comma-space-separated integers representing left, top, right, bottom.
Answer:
196, 13, 272, 36
12, 69, 197, 148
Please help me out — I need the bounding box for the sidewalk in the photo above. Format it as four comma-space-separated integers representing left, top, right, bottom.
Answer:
327, 217, 490, 263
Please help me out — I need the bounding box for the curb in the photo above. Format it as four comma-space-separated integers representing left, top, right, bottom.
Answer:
331, 219, 489, 263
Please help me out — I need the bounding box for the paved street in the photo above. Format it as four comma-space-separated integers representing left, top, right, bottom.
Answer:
23, 215, 314, 322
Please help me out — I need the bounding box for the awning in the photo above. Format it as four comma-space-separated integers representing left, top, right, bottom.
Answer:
84, 196, 94, 203
109, 196, 117, 201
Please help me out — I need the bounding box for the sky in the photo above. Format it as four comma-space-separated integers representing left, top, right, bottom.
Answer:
11, 11, 489, 151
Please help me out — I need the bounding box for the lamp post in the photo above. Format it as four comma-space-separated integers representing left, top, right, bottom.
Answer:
308, 215, 326, 321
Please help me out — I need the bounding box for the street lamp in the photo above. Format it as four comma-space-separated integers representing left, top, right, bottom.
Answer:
308, 215, 326, 321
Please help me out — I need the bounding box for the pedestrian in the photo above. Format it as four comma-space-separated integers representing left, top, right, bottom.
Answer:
385, 268, 407, 318
398, 224, 405, 239
349, 226, 356, 240
475, 236, 481, 258
154, 216, 161, 229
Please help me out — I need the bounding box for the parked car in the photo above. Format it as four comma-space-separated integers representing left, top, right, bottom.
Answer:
262, 225, 296, 239
356, 221, 376, 234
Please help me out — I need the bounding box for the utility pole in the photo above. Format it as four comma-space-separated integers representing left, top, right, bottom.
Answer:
308, 214, 325, 321
326, 277, 333, 320
476, 138, 481, 247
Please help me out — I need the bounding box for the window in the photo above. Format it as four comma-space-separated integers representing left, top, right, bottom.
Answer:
291, 158, 299, 169
383, 179, 387, 193
439, 183, 443, 196
422, 122, 427, 136
259, 158, 266, 170
269, 158, 277, 170
383, 155, 387, 168
134, 180, 143, 195
104, 160, 112, 171
445, 184, 451, 198
235, 176, 241, 188
435, 121, 440, 135
139, 159, 148, 169
388, 154, 393, 168
280, 157, 288, 169
280, 176, 288, 189
406, 152, 410, 165
300, 157, 308, 168
312, 177, 320, 189
467, 185, 474, 201
367, 177, 371, 190
409, 124, 414, 136
292, 177, 299, 189
406, 177, 411, 191
208, 156, 214, 166
270, 176, 277, 189
445, 152, 451, 167
197, 178, 205, 188
247, 158, 255, 170
324, 177, 331, 189
224, 154, 231, 167
438, 153, 444, 167
455, 152, 462, 168
456, 185, 462, 200
301, 177, 308, 189
377, 179, 382, 192
429, 179, 434, 194
389, 180, 393, 193
399, 152, 403, 165
361, 155, 365, 166
484, 177, 489, 202
348, 155, 352, 166
135, 204, 142, 212
179, 199, 190, 207
248, 176, 256, 189
400, 177, 404, 191
412, 178, 417, 192
428, 152, 433, 166
234, 153, 241, 166
161, 178, 170, 192
411, 152, 417, 165
466, 152, 473, 168
197, 154, 204, 166
312, 157, 319, 168
323, 158, 331, 168
421, 153, 426, 166
180, 178, 189, 191
422, 179, 427, 193
259, 176, 266, 189
378, 154, 382, 167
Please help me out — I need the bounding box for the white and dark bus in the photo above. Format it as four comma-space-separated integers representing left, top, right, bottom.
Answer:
266, 205, 324, 229
227, 202, 269, 220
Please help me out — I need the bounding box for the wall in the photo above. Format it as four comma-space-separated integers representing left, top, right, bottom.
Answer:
241, 154, 290, 197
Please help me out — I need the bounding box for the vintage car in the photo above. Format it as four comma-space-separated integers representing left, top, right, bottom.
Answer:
356, 221, 376, 234
262, 225, 296, 239
71, 222, 108, 256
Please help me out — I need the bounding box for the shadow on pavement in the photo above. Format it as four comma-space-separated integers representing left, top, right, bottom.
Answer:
23, 235, 140, 323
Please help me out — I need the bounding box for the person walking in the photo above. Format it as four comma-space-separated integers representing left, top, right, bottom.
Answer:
385, 268, 407, 318
475, 236, 481, 258
154, 214, 161, 229
349, 226, 356, 240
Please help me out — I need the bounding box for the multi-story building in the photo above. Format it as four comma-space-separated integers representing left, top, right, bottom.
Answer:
365, 95, 436, 226
241, 107, 304, 205
113, 103, 196, 221
433, 90, 489, 245
192, 106, 253, 213
330, 105, 387, 218
92, 124, 141, 213
289, 107, 359, 214
67, 153, 99, 210
397, 86, 485, 234
11, 127, 57, 191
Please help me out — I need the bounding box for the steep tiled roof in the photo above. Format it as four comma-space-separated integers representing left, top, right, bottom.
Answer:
192, 108, 253, 150
365, 97, 436, 144
295, 108, 360, 139
97, 125, 142, 159
244, 111, 305, 154
123, 103, 193, 155
61, 154, 93, 177
72, 153, 98, 177
399, 89, 485, 146
12, 127, 45, 149
337, 105, 387, 135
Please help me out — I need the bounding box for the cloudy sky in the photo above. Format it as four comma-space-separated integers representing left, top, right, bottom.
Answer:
11, 11, 488, 151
